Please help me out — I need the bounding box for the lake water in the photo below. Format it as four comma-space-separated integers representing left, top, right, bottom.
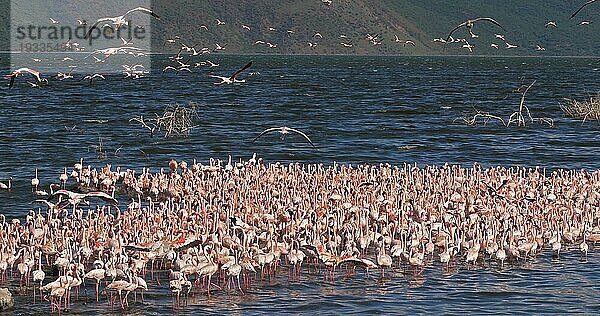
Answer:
1, 54, 600, 314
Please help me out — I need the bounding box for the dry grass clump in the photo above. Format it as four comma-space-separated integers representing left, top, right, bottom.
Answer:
561, 93, 600, 124
130, 102, 200, 138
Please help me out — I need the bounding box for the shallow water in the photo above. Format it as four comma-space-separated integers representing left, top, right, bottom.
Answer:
8, 251, 600, 315
1, 54, 600, 314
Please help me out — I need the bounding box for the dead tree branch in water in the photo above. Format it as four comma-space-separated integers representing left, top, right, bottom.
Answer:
129, 102, 200, 138
561, 93, 600, 125
459, 80, 554, 128
129, 116, 157, 137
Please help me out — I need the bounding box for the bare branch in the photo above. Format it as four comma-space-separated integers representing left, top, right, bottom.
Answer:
459, 80, 553, 129
130, 102, 200, 138
561, 93, 600, 125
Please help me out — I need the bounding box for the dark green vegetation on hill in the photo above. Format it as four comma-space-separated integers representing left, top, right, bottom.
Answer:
2, 0, 600, 55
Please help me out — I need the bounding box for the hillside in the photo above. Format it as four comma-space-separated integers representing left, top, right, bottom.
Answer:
2, 0, 600, 56
384, 0, 600, 56
151, 0, 428, 55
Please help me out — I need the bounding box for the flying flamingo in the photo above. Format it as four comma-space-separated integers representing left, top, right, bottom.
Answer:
445, 17, 506, 42
6, 68, 48, 89
209, 61, 253, 85
85, 7, 160, 38
251, 126, 316, 148
571, 0, 599, 19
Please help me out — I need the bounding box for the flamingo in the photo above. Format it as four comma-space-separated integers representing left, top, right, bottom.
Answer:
197, 249, 219, 297
17, 259, 30, 289
84, 268, 106, 301
6, 68, 47, 88
496, 248, 507, 268
169, 277, 183, 308
136, 275, 148, 301
571, 0, 599, 19
439, 241, 451, 270
552, 232, 562, 259
31, 169, 40, 192
85, 7, 160, 38
59, 168, 68, 188
0, 177, 11, 190
32, 256, 45, 302
336, 257, 378, 277
376, 243, 392, 277
49, 189, 118, 207
580, 236, 589, 261
123, 274, 139, 307
49, 285, 67, 315
105, 278, 131, 310
208, 61, 252, 85
226, 262, 243, 294
251, 126, 316, 148
80, 74, 106, 86
445, 17, 506, 42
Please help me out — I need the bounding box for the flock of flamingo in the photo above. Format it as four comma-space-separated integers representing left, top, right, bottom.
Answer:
0, 155, 598, 313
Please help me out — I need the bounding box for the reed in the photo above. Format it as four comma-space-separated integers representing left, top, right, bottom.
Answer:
561, 93, 600, 124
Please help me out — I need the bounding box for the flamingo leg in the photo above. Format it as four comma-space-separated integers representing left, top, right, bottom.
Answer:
237, 275, 244, 294
207, 275, 211, 298
119, 291, 125, 310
